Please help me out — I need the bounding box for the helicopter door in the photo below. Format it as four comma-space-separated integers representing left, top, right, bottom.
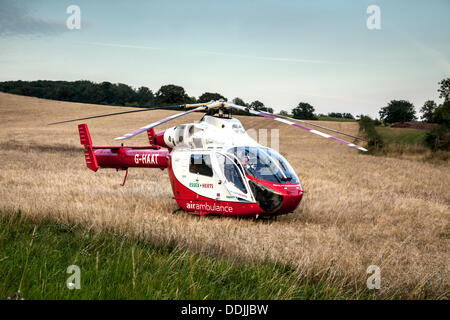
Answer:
186, 153, 217, 198
214, 152, 253, 202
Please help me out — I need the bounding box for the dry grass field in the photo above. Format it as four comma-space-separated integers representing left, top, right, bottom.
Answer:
0, 92, 448, 299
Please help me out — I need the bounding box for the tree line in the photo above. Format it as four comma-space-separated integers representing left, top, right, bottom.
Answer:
0, 80, 355, 118
0, 78, 447, 129
0, 80, 273, 113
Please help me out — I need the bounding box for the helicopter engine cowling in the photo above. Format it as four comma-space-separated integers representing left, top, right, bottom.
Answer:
153, 130, 169, 148
162, 127, 177, 148
162, 124, 206, 149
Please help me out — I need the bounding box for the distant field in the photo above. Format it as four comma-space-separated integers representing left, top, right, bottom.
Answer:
0, 92, 448, 299
317, 116, 356, 122
375, 127, 427, 145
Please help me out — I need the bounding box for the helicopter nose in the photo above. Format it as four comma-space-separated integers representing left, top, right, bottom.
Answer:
277, 186, 303, 214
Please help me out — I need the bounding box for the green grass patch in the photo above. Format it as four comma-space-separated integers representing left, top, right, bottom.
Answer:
375, 127, 427, 145
0, 212, 359, 300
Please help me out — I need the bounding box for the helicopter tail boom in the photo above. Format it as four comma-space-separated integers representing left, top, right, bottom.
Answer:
78, 124, 169, 172
93, 147, 169, 170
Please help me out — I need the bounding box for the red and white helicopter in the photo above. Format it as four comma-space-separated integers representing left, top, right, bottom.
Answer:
51, 100, 367, 218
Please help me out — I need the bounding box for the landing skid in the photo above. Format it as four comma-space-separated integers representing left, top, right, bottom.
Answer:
254, 215, 278, 222
171, 208, 211, 216
172, 207, 183, 215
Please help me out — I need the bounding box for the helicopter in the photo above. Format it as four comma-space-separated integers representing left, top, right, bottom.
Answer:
50, 100, 367, 218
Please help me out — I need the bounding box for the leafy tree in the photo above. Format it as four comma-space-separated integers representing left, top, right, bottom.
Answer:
424, 81, 450, 152
425, 102, 450, 151
136, 86, 154, 107
232, 97, 248, 106
328, 112, 343, 118
188, 96, 197, 104
327, 112, 354, 119
198, 92, 227, 103
379, 100, 416, 124
292, 102, 317, 120
249, 100, 273, 113
249, 100, 264, 110
114, 83, 137, 106
279, 110, 289, 116
83, 84, 105, 104
438, 78, 450, 102
154, 84, 191, 105
420, 100, 437, 123
99, 81, 114, 104
432, 100, 450, 128
343, 113, 354, 119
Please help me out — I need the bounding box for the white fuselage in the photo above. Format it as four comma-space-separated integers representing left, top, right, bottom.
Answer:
163, 115, 260, 151
165, 115, 261, 202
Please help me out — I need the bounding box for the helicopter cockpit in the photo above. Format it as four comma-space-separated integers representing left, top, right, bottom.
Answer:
218, 146, 300, 213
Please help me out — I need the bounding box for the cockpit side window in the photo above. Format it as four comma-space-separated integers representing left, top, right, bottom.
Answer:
229, 147, 299, 183
189, 154, 213, 177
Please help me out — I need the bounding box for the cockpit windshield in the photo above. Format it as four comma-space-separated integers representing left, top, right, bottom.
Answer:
228, 146, 299, 184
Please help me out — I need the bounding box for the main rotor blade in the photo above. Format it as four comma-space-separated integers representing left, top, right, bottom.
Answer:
48, 105, 185, 125
226, 102, 368, 152
114, 101, 220, 140
115, 105, 206, 140
261, 111, 366, 142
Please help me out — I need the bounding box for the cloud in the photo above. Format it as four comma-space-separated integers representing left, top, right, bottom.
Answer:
391, 25, 450, 74
0, 0, 63, 37
194, 50, 364, 66
78, 41, 163, 51
409, 37, 450, 74
78, 41, 362, 66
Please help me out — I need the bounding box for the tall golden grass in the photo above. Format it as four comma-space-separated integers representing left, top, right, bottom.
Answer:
0, 92, 448, 299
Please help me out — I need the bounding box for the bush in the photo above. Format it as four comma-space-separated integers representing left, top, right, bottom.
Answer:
358, 116, 384, 152
432, 101, 450, 127
424, 100, 450, 152
424, 126, 450, 151
373, 119, 382, 126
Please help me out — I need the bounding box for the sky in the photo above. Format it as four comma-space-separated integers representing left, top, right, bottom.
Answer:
0, 0, 449, 117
